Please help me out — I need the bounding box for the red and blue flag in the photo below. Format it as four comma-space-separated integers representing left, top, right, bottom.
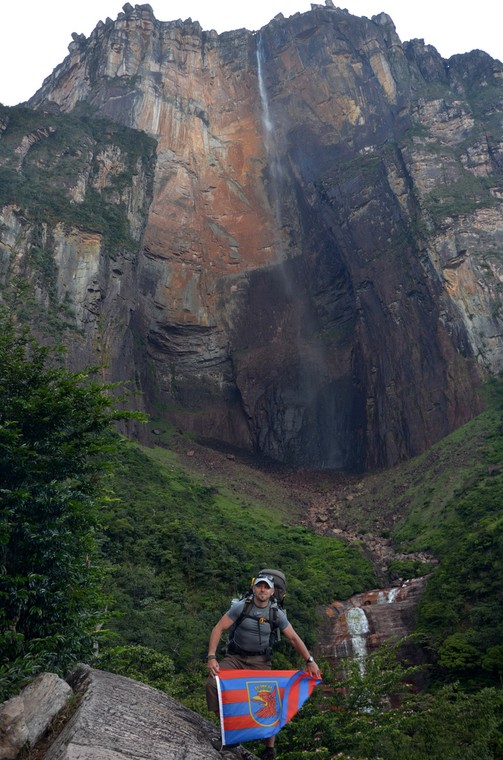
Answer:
216, 669, 321, 746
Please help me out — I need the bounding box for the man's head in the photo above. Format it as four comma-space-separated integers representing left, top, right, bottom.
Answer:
253, 574, 275, 603
254, 574, 274, 589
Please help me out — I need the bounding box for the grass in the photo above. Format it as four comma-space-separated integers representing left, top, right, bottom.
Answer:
100, 438, 377, 671
329, 401, 496, 553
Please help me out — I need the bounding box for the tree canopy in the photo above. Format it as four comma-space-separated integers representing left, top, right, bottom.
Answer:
0, 313, 141, 699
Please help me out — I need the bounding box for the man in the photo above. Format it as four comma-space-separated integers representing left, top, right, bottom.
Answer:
206, 573, 322, 760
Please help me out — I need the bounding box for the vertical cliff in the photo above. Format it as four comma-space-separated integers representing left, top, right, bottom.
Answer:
0, 107, 156, 396
2, 2, 502, 469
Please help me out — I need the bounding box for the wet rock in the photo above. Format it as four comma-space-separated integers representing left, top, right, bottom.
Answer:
318, 577, 429, 664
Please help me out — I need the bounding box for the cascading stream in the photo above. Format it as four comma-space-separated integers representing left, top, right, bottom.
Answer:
378, 587, 400, 604
387, 587, 400, 604
346, 607, 370, 675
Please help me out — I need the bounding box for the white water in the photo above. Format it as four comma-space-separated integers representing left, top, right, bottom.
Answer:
387, 587, 400, 604
256, 34, 273, 138
378, 587, 401, 604
256, 33, 284, 225
346, 607, 370, 675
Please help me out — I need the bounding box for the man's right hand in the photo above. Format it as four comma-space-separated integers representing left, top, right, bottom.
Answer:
207, 657, 220, 677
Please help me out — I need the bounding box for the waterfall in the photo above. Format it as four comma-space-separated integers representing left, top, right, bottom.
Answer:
378, 587, 400, 604
255, 33, 337, 468
346, 607, 370, 675
256, 33, 284, 226
256, 34, 273, 138
387, 587, 400, 604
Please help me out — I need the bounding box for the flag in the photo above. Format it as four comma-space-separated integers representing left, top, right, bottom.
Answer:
216, 669, 321, 746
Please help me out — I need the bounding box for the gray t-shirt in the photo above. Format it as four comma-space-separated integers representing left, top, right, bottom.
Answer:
226, 599, 289, 652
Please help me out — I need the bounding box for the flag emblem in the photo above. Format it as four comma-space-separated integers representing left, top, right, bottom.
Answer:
248, 681, 281, 726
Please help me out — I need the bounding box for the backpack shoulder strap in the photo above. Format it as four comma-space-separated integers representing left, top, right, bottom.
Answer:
231, 596, 254, 632
233, 599, 279, 634
269, 602, 279, 630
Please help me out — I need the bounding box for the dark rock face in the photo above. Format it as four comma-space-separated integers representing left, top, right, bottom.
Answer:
2, 3, 503, 469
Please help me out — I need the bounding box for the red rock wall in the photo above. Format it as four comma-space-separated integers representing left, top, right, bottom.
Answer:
22, 4, 503, 469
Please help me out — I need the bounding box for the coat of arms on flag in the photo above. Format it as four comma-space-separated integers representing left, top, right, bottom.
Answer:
217, 669, 321, 746
248, 680, 281, 726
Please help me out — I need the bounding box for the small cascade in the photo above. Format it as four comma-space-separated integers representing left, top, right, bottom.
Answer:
387, 587, 400, 604
320, 578, 429, 672
346, 607, 370, 675
377, 587, 400, 604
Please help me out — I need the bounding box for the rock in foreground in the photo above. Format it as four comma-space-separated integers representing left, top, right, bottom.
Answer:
44, 665, 258, 759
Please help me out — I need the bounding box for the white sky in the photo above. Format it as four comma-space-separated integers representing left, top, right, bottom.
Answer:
1, 1, 501, 107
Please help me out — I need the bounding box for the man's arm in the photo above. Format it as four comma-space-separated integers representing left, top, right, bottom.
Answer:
207, 613, 234, 676
282, 623, 322, 679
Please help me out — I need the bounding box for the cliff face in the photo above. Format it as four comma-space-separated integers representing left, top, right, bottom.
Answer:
0, 109, 156, 393
2, 2, 503, 469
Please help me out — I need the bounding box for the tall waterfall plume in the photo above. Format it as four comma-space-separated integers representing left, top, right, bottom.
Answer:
256, 33, 285, 229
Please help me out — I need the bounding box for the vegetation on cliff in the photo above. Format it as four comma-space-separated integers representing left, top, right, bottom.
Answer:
0, 104, 156, 252
387, 382, 503, 688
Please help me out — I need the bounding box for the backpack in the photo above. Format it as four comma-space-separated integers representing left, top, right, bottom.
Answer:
227, 569, 287, 655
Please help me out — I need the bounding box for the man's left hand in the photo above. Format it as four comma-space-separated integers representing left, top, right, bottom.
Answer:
306, 660, 322, 679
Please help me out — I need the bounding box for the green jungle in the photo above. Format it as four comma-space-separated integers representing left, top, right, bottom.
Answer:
1, 310, 503, 758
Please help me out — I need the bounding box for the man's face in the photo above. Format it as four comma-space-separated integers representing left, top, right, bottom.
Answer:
253, 581, 274, 603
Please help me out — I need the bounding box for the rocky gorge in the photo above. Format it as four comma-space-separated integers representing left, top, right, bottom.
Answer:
1, 1, 502, 471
